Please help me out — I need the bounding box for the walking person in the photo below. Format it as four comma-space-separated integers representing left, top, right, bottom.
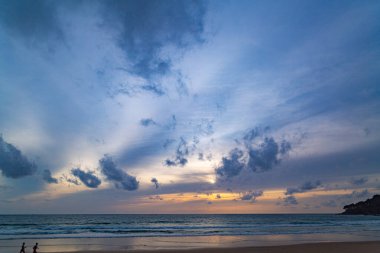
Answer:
33, 243, 39, 253
19, 242, 26, 253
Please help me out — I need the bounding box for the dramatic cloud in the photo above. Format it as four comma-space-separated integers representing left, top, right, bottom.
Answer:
102, 0, 206, 79
151, 177, 159, 189
350, 177, 368, 186
285, 180, 322, 195
71, 168, 101, 189
216, 128, 292, 181
240, 190, 263, 202
42, 169, 58, 184
0, 136, 37, 179
140, 118, 158, 127
247, 138, 291, 173
100, 0, 206, 96
1, 0, 380, 214
215, 148, 245, 179
99, 155, 139, 191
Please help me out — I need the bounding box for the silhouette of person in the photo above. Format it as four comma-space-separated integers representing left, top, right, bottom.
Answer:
19, 242, 26, 253
33, 243, 39, 253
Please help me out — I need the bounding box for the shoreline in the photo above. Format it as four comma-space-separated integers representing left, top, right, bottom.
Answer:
47, 241, 380, 253
2, 234, 380, 253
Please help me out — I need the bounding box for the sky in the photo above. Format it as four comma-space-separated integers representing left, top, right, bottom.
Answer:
0, 0, 380, 214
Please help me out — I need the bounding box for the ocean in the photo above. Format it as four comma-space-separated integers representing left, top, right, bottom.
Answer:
1, 214, 380, 240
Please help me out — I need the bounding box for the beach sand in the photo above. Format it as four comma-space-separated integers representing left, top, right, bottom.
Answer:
47, 241, 380, 253
3, 235, 380, 253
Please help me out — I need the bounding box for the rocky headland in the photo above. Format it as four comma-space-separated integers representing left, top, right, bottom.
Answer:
342, 194, 380, 215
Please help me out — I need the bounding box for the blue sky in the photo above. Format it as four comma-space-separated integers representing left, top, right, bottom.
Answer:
0, 0, 379, 213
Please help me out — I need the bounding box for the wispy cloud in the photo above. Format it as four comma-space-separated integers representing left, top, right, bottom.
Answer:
285, 181, 322, 195
101, 0, 206, 95
350, 177, 368, 186
283, 195, 298, 205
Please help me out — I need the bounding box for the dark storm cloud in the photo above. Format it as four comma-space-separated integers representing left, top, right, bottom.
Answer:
216, 128, 292, 181
164, 137, 191, 167
42, 169, 58, 184
101, 0, 206, 80
240, 190, 263, 202
164, 159, 177, 166
215, 148, 245, 179
247, 137, 290, 173
99, 155, 139, 191
151, 177, 159, 189
283, 195, 298, 205
71, 168, 101, 188
0, 136, 37, 179
285, 180, 322, 195
0, 0, 63, 43
140, 118, 158, 127
350, 177, 368, 186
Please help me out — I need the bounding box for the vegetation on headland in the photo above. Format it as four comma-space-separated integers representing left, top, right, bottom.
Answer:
342, 195, 380, 215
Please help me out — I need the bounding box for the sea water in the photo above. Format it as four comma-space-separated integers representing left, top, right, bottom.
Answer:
1, 214, 380, 240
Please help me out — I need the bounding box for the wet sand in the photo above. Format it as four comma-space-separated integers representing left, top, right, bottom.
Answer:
3, 234, 380, 253
49, 241, 380, 253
